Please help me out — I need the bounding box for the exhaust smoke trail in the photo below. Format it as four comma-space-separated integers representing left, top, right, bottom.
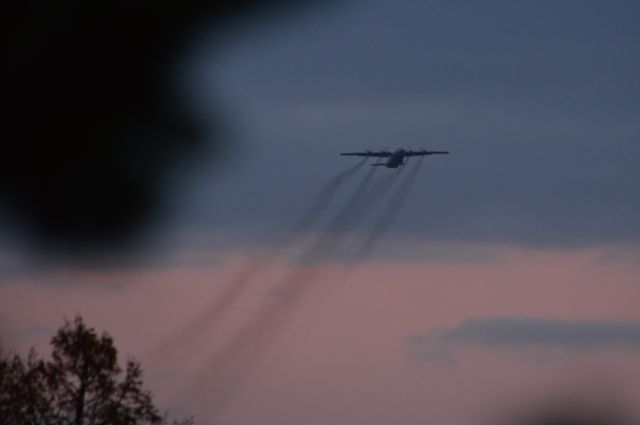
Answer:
331, 167, 396, 231
292, 165, 412, 332
310, 164, 406, 262
348, 164, 406, 223
154, 159, 366, 359
184, 159, 425, 420
288, 158, 368, 236
352, 156, 425, 262
297, 165, 378, 263
187, 266, 324, 419
185, 162, 401, 418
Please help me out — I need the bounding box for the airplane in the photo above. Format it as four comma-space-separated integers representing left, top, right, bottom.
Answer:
340, 148, 449, 168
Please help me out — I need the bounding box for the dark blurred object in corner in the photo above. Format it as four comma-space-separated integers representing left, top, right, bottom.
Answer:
1, 0, 318, 256
522, 408, 628, 425
507, 398, 634, 425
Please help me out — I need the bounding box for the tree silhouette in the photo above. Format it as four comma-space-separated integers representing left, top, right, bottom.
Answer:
0, 316, 191, 425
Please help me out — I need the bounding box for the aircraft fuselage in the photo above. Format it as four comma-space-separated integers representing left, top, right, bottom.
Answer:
384, 149, 406, 168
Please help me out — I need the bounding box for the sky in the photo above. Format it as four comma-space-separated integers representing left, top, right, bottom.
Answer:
2, 1, 640, 425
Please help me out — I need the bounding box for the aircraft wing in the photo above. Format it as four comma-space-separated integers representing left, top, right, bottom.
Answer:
340, 151, 392, 157
405, 150, 450, 157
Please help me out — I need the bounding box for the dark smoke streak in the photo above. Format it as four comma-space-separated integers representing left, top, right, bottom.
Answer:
154, 159, 366, 358
289, 159, 368, 236
185, 160, 425, 419
347, 165, 406, 226
185, 162, 396, 418
188, 266, 322, 418
308, 164, 406, 262
352, 157, 424, 262
297, 165, 378, 263
322, 165, 378, 232
291, 165, 413, 335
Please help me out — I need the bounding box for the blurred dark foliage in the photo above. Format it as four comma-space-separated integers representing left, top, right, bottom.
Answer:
0, 315, 193, 424
1, 0, 320, 256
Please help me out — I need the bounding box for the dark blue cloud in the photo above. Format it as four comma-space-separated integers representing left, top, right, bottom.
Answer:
412, 317, 640, 349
